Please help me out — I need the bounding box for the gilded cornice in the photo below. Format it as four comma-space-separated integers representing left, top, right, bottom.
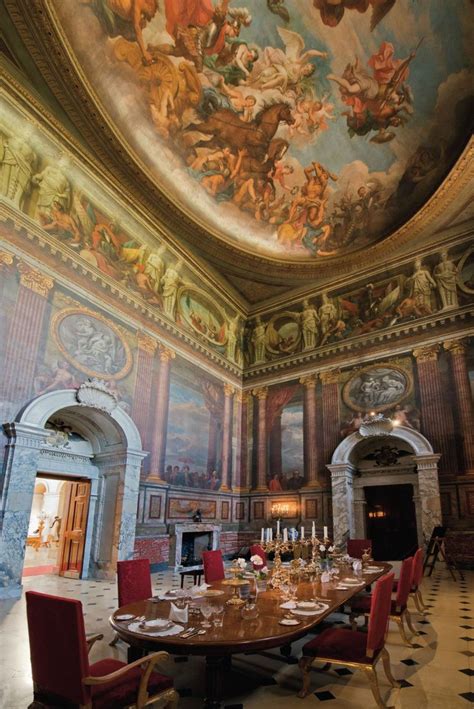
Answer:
4, 0, 474, 285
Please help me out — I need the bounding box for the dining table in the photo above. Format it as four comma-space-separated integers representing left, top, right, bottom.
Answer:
109, 562, 391, 708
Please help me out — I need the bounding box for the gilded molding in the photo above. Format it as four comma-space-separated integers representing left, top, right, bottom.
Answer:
137, 332, 158, 355
0, 251, 14, 267
320, 369, 341, 385
17, 263, 54, 297
412, 344, 440, 362
443, 339, 467, 356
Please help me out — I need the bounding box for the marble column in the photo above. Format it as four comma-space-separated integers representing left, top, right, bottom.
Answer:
320, 369, 341, 480
352, 486, 367, 538
220, 384, 234, 492
300, 374, 320, 488
233, 391, 250, 491
148, 345, 175, 482
413, 454, 442, 544
443, 339, 474, 474
0, 264, 54, 416
252, 387, 268, 491
269, 413, 283, 476
131, 332, 157, 465
0, 422, 49, 598
413, 345, 458, 476
326, 462, 356, 546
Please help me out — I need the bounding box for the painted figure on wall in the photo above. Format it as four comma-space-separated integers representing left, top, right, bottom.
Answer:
301, 299, 319, 350
408, 257, 436, 315
0, 131, 37, 209
434, 250, 459, 311
32, 158, 71, 222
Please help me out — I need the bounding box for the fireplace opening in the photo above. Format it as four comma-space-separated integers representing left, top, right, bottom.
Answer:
181, 531, 212, 567
365, 484, 417, 560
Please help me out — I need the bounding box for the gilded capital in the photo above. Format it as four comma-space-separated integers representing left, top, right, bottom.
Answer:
18, 263, 54, 297
223, 383, 235, 397
300, 374, 318, 389
320, 369, 340, 384
0, 251, 14, 267
137, 332, 158, 355
158, 344, 176, 362
413, 344, 440, 362
236, 390, 251, 405
443, 339, 467, 356
252, 386, 268, 400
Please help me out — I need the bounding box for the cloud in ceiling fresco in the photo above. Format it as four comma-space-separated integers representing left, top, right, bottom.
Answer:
53, 0, 473, 261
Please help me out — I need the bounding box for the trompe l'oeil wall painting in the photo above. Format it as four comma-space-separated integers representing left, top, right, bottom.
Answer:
52, 0, 473, 259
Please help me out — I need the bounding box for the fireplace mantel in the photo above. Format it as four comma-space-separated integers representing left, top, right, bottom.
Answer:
172, 523, 221, 571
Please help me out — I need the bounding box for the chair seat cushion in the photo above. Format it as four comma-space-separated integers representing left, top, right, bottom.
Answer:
302, 627, 376, 664
351, 595, 406, 617
89, 658, 173, 709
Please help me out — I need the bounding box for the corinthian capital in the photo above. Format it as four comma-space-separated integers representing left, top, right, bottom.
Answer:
413, 344, 440, 362
158, 344, 176, 362
320, 369, 340, 384
0, 251, 14, 267
18, 263, 54, 297
223, 383, 235, 397
443, 339, 467, 356
137, 332, 158, 355
252, 386, 268, 400
299, 374, 318, 389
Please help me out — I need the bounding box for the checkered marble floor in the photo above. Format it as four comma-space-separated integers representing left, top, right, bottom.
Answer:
0, 566, 472, 708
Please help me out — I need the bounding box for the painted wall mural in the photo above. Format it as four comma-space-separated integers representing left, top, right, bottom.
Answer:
50, 0, 473, 259
244, 243, 473, 366
0, 96, 243, 367
342, 364, 412, 413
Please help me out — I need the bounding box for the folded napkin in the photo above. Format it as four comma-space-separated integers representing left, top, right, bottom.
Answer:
280, 600, 297, 610
169, 602, 189, 624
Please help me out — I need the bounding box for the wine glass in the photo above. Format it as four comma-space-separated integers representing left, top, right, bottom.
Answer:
200, 602, 213, 628
212, 605, 224, 629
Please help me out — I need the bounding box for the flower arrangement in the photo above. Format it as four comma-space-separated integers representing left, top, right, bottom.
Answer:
318, 541, 335, 560
233, 557, 247, 579
250, 555, 269, 580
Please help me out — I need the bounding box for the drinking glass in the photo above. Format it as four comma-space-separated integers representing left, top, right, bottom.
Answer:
200, 602, 213, 628
212, 605, 224, 629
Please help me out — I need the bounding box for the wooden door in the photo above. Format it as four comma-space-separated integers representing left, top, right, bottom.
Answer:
59, 480, 90, 578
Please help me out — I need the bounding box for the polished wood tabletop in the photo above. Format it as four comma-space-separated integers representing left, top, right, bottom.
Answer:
110, 563, 391, 708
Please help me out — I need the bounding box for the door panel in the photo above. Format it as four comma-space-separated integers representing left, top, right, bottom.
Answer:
59, 481, 90, 578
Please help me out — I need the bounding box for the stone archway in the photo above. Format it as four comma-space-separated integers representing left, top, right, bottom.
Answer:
327, 425, 442, 548
0, 381, 146, 598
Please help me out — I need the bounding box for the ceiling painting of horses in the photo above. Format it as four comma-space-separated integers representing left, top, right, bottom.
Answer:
52, 0, 473, 260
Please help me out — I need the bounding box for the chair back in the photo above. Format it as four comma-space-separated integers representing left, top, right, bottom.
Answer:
411, 547, 424, 590
250, 544, 267, 567
366, 572, 395, 657
117, 558, 152, 607
395, 556, 413, 611
26, 590, 90, 706
347, 538, 371, 559
202, 549, 225, 583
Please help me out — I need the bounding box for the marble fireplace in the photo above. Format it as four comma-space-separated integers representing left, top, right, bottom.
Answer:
171, 523, 221, 571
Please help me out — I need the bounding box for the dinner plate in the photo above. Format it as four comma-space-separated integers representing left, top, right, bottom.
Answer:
342, 578, 365, 584
115, 613, 135, 621
296, 601, 319, 609
196, 589, 225, 597
292, 604, 329, 616
128, 621, 184, 637
365, 566, 384, 572
279, 618, 301, 626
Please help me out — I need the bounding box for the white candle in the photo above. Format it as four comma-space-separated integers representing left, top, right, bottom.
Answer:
283, 528, 288, 543
324, 526, 328, 540
276, 520, 280, 537
312, 521, 316, 538
301, 526, 305, 540
261, 527, 264, 543
269, 528, 273, 541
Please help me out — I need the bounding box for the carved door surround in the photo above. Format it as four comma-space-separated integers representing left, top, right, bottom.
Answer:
0, 382, 146, 599
327, 426, 442, 549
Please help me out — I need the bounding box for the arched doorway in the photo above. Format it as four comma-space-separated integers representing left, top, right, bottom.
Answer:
0, 381, 146, 599
327, 425, 442, 552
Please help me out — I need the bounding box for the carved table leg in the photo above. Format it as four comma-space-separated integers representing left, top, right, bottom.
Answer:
204, 655, 227, 709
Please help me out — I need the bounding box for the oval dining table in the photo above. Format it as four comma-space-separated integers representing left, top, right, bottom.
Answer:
110, 562, 391, 709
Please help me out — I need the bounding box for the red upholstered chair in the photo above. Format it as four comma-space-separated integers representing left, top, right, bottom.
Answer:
202, 549, 225, 583
26, 590, 178, 709
299, 573, 398, 708
392, 548, 426, 612
250, 544, 267, 567
347, 538, 372, 559
349, 556, 419, 646
110, 559, 153, 646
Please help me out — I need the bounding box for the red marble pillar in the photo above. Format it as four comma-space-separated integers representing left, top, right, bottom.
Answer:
0, 263, 54, 409
207, 414, 219, 473
443, 339, 474, 474
269, 413, 283, 477
253, 387, 268, 491
320, 369, 341, 481
413, 344, 458, 476
300, 374, 320, 487
131, 332, 157, 460
220, 384, 235, 491
233, 391, 250, 491
148, 344, 175, 482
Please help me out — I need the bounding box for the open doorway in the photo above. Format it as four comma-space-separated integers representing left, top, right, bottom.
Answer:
24, 474, 90, 578
365, 484, 418, 560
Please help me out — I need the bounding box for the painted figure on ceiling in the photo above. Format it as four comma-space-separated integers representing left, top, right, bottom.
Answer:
161, 260, 183, 318
313, 0, 398, 31
32, 159, 71, 222
0, 132, 37, 210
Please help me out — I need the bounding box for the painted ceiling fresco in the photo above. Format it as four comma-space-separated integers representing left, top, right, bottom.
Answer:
52, 0, 473, 261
